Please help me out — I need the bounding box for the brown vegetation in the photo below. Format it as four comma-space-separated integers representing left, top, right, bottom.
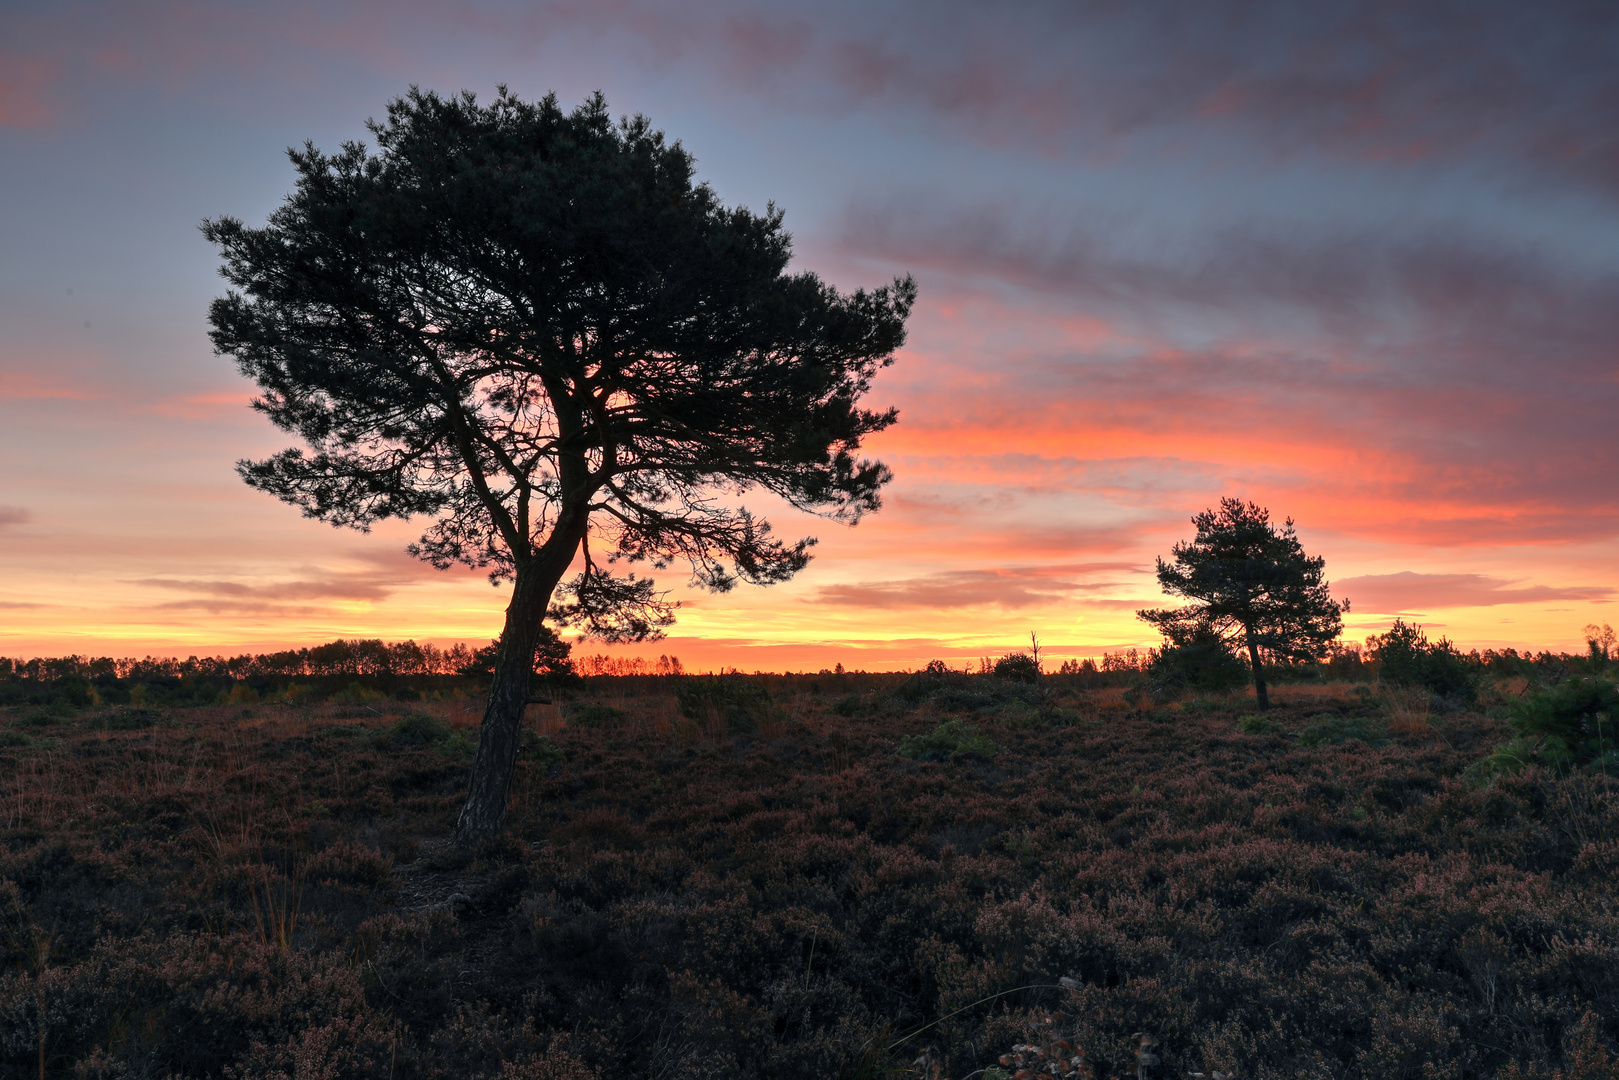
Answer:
0, 672, 1615, 1078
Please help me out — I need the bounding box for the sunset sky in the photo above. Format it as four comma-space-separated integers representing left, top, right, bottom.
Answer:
2, 1, 1617, 670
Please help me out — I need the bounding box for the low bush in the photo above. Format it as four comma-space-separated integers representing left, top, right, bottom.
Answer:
992, 653, 1041, 684
1477, 676, 1619, 776
519, 731, 566, 769
1237, 713, 1287, 736
675, 674, 770, 734
896, 718, 998, 762
567, 702, 627, 728
1148, 630, 1249, 697
893, 661, 970, 705
1371, 619, 1479, 706
90, 707, 161, 731
390, 711, 454, 746
305, 839, 394, 890
1296, 713, 1389, 746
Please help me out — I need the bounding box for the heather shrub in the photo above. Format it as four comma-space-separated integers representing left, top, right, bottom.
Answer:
1296, 713, 1388, 746
676, 674, 770, 734
91, 706, 160, 731
994, 697, 1075, 730
333, 681, 389, 705
305, 839, 393, 890
16, 705, 69, 727
519, 730, 566, 768
391, 711, 453, 746
896, 719, 998, 762
0, 932, 398, 1078
3, 677, 1616, 1078
567, 702, 627, 728
931, 684, 1019, 714
1237, 713, 1286, 736
1180, 696, 1238, 715
831, 692, 864, 717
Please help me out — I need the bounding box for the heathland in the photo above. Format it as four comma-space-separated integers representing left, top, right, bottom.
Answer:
0, 652, 1616, 1079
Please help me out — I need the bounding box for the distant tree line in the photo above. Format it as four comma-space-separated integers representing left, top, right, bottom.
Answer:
1, 639, 483, 682
1019, 634, 1588, 694
0, 631, 1598, 694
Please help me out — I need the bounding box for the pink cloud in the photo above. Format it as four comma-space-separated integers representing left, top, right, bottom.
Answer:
1337, 572, 1615, 613
811, 564, 1144, 611
837, 205, 1619, 545
0, 372, 102, 400
0, 54, 57, 127
147, 392, 257, 419
112, 564, 455, 619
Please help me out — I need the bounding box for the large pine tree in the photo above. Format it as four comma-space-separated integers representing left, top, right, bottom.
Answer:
205, 88, 914, 843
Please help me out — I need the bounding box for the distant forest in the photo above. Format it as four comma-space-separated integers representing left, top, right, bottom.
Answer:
0, 631, 1601, 710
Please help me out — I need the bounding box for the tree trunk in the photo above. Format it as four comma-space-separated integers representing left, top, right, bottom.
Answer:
1246, 635, 1269, 711
453, 554, 571, 848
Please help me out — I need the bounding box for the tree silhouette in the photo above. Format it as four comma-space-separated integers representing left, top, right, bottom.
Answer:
1138, 498, 1346, 710
204, 88, 913, 843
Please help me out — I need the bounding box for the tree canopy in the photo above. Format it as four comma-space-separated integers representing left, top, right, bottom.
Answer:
204, 87, 914, 841
1138, 498, 1345, 709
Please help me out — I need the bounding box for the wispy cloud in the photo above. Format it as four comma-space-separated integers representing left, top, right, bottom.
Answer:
0, 506, 30, 529
0, 53, 57, 128
10, 2, 1619, 197
146, 391, 256, 419
812, 565, 1145, 610
847, 203, 1619, 544
130, 570, 405, 613
1338, 571, 1615, 612
0, 371, 102, 400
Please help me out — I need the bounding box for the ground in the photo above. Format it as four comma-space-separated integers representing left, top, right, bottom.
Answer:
0, 674, 1615, 1079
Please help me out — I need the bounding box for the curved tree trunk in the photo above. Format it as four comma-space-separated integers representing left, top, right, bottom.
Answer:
1246, 634, 1270, 711
453, 535, 581, 848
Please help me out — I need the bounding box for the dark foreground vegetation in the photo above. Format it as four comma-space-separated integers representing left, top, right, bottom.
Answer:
1, 659, 1617, 1079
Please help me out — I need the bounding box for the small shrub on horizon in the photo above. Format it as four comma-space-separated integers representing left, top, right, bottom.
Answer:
992, 653, 1041, 684
893, 660, 969, 706
1370, 619, 1479, 707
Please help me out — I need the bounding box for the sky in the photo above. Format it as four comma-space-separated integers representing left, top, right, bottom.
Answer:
2, 0, 1618, 670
